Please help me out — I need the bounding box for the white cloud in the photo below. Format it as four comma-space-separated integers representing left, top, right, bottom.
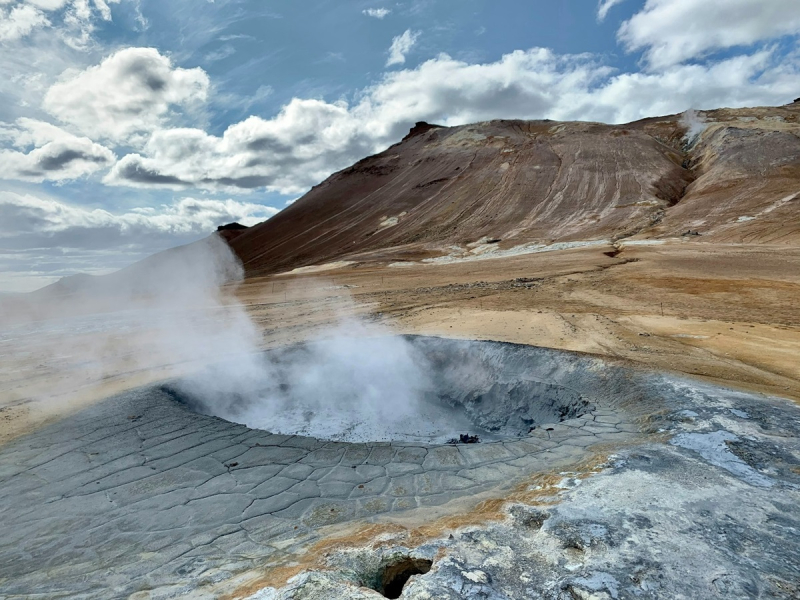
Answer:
0, 0, 120, 48
363, 47, 798, 126
386, 29, 419, 67
104, 98, 378, 195
597, 0, 625, 21
0, 4, 49, 41
43, 47, 209, 142
91, 0, 119, 21
0, 118, 115, 182
0, 190, 276, 245
363, 7, 390, 19
619, 0, 800, 68
0, 190, 278, 291
102, 45, 798, 196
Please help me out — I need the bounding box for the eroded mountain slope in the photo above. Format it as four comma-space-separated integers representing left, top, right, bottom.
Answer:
642, 105, 800, 243
231, 102, 800, 276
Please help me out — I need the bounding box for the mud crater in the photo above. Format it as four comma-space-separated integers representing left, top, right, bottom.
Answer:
166, 336, 593, 444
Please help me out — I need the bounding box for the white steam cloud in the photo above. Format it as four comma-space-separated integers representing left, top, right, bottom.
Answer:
680, 109, 707, 145
0, 236, 259, 422
1, 236, 446, 444
175, 314, 445, 443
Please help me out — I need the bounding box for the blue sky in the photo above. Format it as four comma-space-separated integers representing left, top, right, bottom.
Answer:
0, 0, 798, 292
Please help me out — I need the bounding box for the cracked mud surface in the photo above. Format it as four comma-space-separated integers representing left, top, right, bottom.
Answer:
0, 338, 654, 598
2, 337, 798, 599
244, 379, 800, 600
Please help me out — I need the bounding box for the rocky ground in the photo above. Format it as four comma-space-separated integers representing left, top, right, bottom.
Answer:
0, 240, 799, 598
255, 378, 800, 600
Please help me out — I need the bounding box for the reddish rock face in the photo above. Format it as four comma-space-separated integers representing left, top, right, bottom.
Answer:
229, 103, 800, 277
229, 119, 692, 276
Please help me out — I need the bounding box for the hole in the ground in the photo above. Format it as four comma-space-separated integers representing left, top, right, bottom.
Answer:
165, 336, 593, 444
378, 557, 432, 598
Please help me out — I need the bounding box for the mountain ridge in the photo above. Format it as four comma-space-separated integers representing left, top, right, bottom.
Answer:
230, 102, 800, 277
10, 101, 800, 303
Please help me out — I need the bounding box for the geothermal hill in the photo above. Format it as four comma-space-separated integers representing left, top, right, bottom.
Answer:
231, 102, 800, 276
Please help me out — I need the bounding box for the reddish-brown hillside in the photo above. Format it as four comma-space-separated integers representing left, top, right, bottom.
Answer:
230, 102, 800, 276
231, 118, 692, 275
641, 105, 800, 244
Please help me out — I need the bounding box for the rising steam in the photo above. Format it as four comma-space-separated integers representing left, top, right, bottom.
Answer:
173, 316, 444, 443
680, 109, 707, 146
0, 234, 443, 443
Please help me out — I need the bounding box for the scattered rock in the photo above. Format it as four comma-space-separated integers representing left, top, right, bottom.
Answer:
447, 433, 480, 444
508, 505, 549, 530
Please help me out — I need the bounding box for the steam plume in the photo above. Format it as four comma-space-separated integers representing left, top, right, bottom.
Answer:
0, 235, 438, 444
680, 109, 707, 146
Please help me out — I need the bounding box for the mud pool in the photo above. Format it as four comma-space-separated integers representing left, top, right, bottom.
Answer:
167, 337, 594, 444
0, 338, 798, 599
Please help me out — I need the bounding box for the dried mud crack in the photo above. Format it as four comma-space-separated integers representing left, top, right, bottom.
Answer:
1, 338, 798, 599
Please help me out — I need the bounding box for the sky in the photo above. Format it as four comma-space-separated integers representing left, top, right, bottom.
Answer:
0, 0, 798, 292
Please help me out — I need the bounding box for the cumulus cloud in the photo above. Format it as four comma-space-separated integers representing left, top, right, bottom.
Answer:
364, 47, 798, 125
597, 0, 626, 21
104, 99, 378, 194
43, 47, 209, 142
0, 4, 49, 41
363, 7, 390, 19
386, 29, 419, 66
104, 46, 798, 196
619, 0, 800, 68
0, 118, 115, 182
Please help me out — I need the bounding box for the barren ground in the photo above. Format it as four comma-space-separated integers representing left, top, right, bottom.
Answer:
2, 241, 799, 447
1, 241, 800, 599
240, 241, 800, 401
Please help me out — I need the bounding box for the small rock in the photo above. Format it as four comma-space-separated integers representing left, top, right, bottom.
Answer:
568, 586, 612, 600
461, 569, 489, 584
